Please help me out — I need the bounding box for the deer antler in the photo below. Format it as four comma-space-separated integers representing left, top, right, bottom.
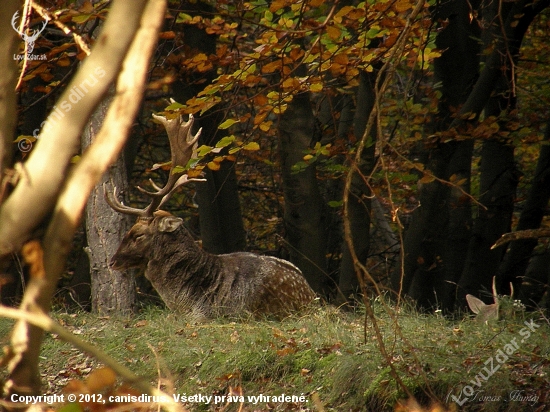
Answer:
106, 112, 203, 218
11, 11, 49, 54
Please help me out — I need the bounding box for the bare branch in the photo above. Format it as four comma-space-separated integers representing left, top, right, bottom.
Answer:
0, 0, 20, 178
0, 305, 184, 412
492, 228, 550, 249
0, 0, 150, 258
3, 0, 165, 396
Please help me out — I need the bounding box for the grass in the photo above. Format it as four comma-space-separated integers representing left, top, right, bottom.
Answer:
1, 302, 549, 411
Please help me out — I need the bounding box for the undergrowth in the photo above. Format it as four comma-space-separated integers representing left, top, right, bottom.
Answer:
0, 302, 549, 411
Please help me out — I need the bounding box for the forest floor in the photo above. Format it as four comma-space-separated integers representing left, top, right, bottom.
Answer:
0, 302, 549, 411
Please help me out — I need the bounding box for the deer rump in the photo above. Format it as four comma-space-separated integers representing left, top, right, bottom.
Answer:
110, 213, 315, 318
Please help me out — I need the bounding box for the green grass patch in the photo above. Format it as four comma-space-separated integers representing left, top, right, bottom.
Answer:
1, 303, 548, 411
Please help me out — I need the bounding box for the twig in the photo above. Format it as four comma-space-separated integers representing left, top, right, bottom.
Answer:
0, 306, 184, 411
492, 228, 550, 249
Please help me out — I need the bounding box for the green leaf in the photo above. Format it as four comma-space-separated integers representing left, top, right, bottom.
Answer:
328, 200, 343, 208
197, 145, 213, 157
215, 135, 236, 148
218, 119, 239, 129
58, 403, 83, 412
165, 101, 184, 110
176, 13, 193, 23
72, 14, 92, 24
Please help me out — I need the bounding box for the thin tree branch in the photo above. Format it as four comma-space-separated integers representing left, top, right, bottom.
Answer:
0, 306, 184, 412
3, 0, 165, 398
0, 0, 149, 259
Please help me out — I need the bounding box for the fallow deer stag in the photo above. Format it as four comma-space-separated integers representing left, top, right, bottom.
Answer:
106, 112, 316, 318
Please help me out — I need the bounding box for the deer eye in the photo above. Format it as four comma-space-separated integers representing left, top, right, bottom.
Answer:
133, 234, 145, 243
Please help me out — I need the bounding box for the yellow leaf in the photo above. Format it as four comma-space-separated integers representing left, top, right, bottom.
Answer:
207, 161, 221, 171
259, 121, 273, 132
243, 142, 260, 151
309, 82, 323, 92
188, 168, 203, 178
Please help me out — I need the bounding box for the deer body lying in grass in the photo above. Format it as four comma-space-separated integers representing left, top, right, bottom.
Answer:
107, 113, 316, 318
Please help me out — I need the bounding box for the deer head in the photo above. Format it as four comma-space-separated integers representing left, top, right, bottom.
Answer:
466, 276, 524, 323
11, 11, 49, 55
109, 211, 182, 270
106, 111, 203, 268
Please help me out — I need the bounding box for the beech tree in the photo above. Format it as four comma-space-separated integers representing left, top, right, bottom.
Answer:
0, 0, 166, 397
3, 0, 550, 325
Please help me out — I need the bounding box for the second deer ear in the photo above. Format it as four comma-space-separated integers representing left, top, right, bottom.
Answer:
158, 216, 183, 233
466, 294, 486, 314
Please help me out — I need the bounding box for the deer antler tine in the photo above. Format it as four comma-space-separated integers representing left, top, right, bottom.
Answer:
104, 183, 150, 218
157, 174, 207, 209
149, 178, 163, 191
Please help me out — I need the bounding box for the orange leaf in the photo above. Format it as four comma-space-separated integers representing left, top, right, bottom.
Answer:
326, 25, 341, 40
289, 47, 304, 61
254, 95, 269, 106
333, 53, 349, 65
262, 60, 282, 74
418, 174, 435, 184
158, 31, 176, 39
394, 0, 413, 12
254, 112, 268, 125
86, 368, 116, 392
57, 57, 71, 67
270, 0, 286, 12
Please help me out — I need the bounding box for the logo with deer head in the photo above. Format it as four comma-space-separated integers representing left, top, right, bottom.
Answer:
11, 11, 49, 55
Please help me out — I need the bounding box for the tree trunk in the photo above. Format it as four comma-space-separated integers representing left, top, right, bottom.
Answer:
393, 0, 480, 309
497, 121, 550, 296
279, 91, 328, 294
194, 111, 246, 254
84, 99, 136, 314
338, 71, 377, 304
169, 0, 246, 254
457, 0, 524, 304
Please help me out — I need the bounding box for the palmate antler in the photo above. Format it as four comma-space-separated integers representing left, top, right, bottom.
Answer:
105, 112, 203, 218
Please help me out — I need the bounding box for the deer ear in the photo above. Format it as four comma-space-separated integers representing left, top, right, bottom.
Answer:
466, 294, 485, 314
158, 216, 183, 233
